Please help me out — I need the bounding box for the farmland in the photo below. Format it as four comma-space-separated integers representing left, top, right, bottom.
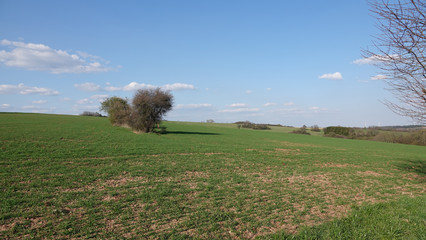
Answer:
1, 113, 425, 239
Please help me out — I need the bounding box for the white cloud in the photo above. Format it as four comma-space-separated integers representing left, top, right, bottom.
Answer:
74, 82, 102, 92
283, 102, 295, 106
266, 88, 272, 91
263, 102, 277, 107
162, 83, 195, 91
76, 94, 109, 105
175, 103, 212, 109
267, 108, 306, 114
353, 54, 398, 65
219, 108, 260, 113
0, 39, 112, 73
319, 72, 342, 80
371, 74, 387, 80
22, 105, 37, 109
122, 82, 156, 91
32, 100, 47, 104
309, 106, 328, 113
90, 94, 109, 102
245, 90, 253, 94
0, 83, 59, 95
76, 98, 91, 105
228, 103, 248, 108
103, 82, 195, 92
1, 104, 11, 109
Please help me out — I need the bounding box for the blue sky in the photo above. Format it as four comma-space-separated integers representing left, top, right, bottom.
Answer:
0, 0, 413, 127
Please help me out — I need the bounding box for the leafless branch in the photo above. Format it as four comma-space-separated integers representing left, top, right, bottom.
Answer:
365, 0, 425, 124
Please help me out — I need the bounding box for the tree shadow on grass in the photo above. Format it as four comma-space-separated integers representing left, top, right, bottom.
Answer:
395, 159, 426, 176
163, 130, 221, 136
153, 127, 221, 135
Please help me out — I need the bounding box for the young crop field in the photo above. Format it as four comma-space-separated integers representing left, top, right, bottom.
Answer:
1, 113, 425, 239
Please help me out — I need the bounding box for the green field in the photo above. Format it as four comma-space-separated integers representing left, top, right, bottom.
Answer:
1, 113, 425, 239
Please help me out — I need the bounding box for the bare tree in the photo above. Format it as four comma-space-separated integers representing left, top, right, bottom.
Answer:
130, 88, 173, 133
365, 0, 425, 123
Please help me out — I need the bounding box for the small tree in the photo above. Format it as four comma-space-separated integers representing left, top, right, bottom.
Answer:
130, 88, 173, 133
311, 125, 321, 132
100, 97, 131, 126
292, 125, 310, 135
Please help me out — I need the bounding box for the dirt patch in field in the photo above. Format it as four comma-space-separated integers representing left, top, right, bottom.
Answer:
148, 152, 225, 158
401, 172, 426, 182
246, 148, 304, 156
274, 148, 302, 155
272, 140, 321, 148
316, 162, 361, 168
286, 174, 334, 188
235, 173, 354, 237
1, 215, 52, 233
102, 175, 148, 188
102, 195, 123, 202
357, 171, 386, 177
184, 170, 210, 179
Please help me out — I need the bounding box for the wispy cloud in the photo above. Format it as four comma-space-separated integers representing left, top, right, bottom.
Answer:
1, 104, 11, 109
90, 94, 109, 102
245, 90, 253, 94
283, 102, 295, 106
32, 100, 47, 104
162, 83, 195, 91
267, 108, 305, 114
309, 106, 328, 113
21, 105, 57, 113
175, 103, 212, 109
371, 74, 387, 80
76, 94, 109, 105
0, 39, 113, 73
0, 83, 59, 95
76, 98, 92, 105
319, 72, 342, 80
74, 82, 102, 92
219, 108, 260, 113
227, 103, 248, 108
78, 82, 196, 92
263, 102, 277, 107
353, 54, 398, 65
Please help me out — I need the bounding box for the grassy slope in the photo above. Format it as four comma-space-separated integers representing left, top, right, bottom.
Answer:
0, 113, 425, 239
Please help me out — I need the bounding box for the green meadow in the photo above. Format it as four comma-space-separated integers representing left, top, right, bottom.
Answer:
1, 113, 425, 239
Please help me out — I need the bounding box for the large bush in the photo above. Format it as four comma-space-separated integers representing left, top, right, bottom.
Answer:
235, 121, 271, 130
100, 97, 131, 126
324, 126, 354, 137
80, 111, 103, 117
130, 88, 173, 133
292, 125, 311, 135
100, 90, 173, 133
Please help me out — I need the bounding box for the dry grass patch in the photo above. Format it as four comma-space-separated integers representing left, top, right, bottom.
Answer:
315, 162, 361, 168
357, 170, 387, 177
272, 140, 321, 148
103, 175, 148, 188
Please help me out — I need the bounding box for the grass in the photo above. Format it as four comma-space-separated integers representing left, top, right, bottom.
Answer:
0, 113, 425, 239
